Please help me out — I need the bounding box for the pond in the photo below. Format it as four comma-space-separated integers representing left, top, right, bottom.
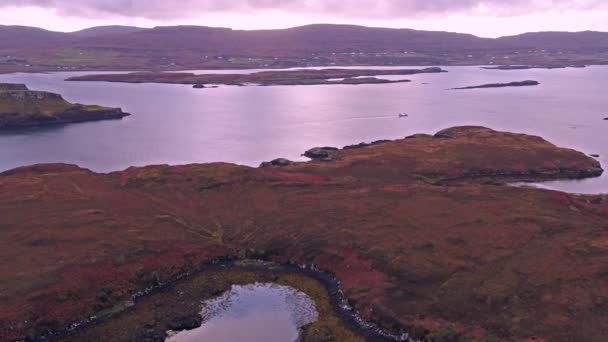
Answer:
165, 283, 319, 342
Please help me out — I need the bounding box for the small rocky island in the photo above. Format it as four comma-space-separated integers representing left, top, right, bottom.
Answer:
452, 80, 540, 90
0, 83, 129, 129
66, 67, 446, 86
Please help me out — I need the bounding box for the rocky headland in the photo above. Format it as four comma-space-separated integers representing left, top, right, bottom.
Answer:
1, 127, 607, 341
0, 83, 129, 129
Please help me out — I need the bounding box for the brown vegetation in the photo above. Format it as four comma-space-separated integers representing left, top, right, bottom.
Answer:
0, 127, 607, 341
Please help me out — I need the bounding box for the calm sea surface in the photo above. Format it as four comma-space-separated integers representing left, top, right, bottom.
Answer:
0, 66, 606, 193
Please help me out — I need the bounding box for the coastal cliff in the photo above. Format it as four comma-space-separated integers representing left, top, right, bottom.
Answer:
0, 83, 129, 129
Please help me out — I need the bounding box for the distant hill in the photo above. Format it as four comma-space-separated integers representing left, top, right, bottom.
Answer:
0, 25, 72, 50
75, 24, 491, 55
493, 31, 608, 52
0, 24, 607, 70
2, 24, 608, 54
71, 25, 148, 37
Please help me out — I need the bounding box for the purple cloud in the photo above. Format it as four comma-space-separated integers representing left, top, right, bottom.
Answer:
1, 0, 606, 19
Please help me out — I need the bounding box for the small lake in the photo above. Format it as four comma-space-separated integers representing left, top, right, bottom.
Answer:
0, 66, 607, 193
165, 283, 319, 342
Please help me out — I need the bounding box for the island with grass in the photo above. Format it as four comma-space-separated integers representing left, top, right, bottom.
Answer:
452, 80, 540, 90
0, 83, 129, 129
66, 67, 446, 87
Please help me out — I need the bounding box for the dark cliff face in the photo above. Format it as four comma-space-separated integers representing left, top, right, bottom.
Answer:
0, 127, 605, 341
0, 83, 130, 129
0, 89, 64, 100
0, 83, 28, 91
0, 107, 129, 129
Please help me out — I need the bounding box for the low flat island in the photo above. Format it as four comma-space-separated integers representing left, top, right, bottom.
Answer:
66, 67, 447, 86
452, 80, 540, 90
0, 83, 129, 129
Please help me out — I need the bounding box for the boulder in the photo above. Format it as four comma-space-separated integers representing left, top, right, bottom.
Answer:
405, 133, 433, 139
343, 139, 391, 150
167, 314, 202, 331
303, 147, 339, 161
259, 158, 293, 167
433, 132, 456, 139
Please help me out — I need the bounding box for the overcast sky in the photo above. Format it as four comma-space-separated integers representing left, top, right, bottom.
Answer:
1, 0, 607, 37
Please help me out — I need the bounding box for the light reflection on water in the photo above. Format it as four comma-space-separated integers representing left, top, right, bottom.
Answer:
165, 283, 319, 342
0, 66, 607, 193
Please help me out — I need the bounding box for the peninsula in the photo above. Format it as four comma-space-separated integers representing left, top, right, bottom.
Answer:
1, 127, 606, 341
0, 83, 129, 129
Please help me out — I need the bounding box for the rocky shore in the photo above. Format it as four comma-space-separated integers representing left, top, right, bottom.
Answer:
0, 83, 129, 129
1, 127, 606, 341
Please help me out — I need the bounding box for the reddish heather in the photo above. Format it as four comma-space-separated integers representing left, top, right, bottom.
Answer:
0, 127, 606, 341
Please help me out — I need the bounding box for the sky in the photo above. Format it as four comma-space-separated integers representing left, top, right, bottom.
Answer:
0, 0, 607, 37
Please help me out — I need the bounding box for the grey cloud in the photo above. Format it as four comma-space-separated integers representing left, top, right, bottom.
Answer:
1, 0, 606, 19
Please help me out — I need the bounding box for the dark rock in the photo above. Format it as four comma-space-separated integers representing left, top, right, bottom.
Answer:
94, 287, 117, 311
167, 314, 202, 331
130, 328, 165, 342
303, 147, 339, 161
589, 197, 605, 205
405, 133, 433, 139
0, 83, 28, 91
260, 158, 293, 167
343, 139, 391, 149
433, 132, 456, 139
0, 104, 130, 130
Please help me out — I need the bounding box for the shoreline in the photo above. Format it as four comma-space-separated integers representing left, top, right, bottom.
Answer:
3, 61, 608, 75
50, 259, 414, 342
